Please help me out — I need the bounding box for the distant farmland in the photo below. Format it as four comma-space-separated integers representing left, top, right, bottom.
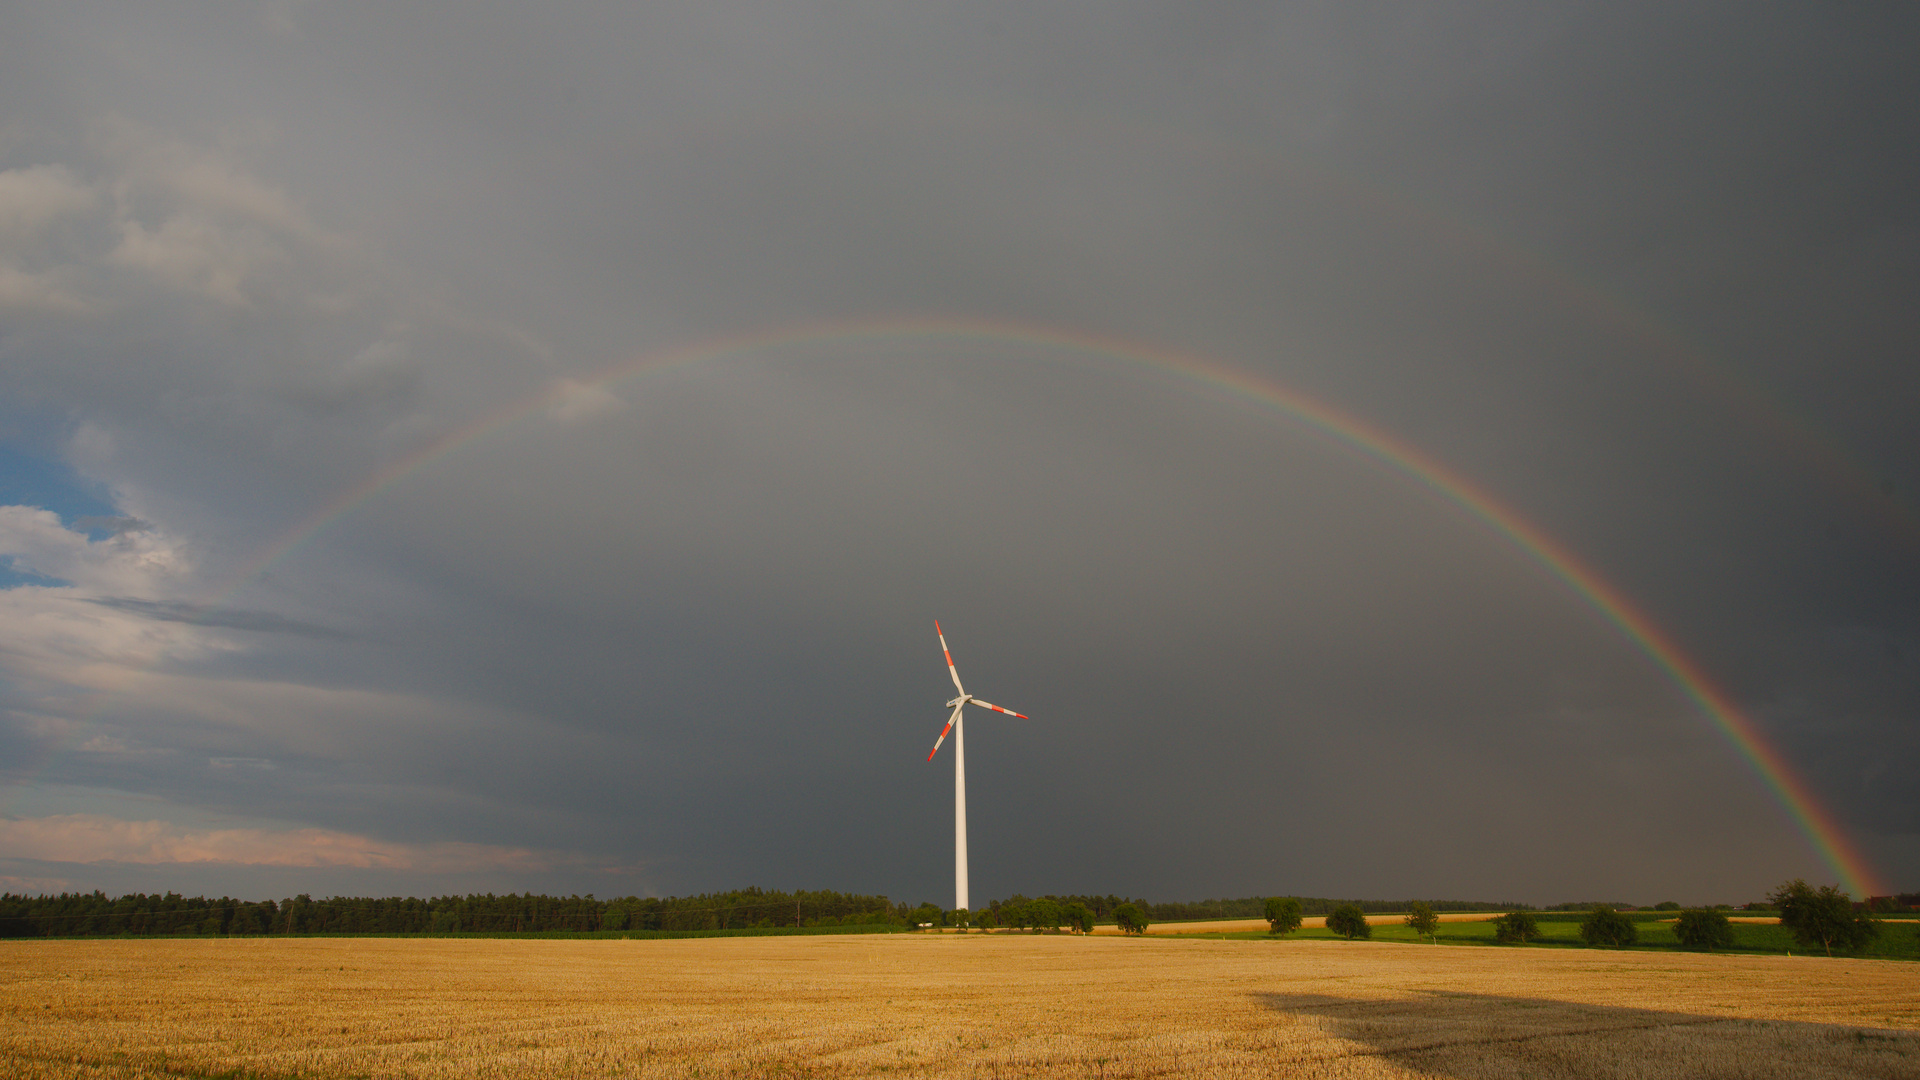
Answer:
1121, 913, 1920, 960
4, 934, 1918, 1078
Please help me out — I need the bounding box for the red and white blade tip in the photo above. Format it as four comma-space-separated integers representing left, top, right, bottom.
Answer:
927, 720, 954, 762
969, 699, 1028, 720
936, 621, 963, 692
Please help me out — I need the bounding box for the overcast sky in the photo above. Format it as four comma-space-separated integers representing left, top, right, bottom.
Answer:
1, 1, 1915, 908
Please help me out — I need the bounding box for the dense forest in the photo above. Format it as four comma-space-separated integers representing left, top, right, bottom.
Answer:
0, 888, 1547, 938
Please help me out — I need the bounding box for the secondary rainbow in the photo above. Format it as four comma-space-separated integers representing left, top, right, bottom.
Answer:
211, 315, 1882, 898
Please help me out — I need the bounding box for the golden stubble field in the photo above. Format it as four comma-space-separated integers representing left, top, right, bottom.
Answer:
4, 935, 1917, 1079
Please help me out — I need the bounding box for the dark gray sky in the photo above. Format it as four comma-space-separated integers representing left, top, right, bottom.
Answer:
1, 1, 1914, 908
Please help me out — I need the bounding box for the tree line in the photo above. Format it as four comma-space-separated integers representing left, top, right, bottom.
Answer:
1260, 879, 1901, 957
1537, 881, 1889, 954
8, 881, 1894, 945
940, 893, 1530, 928
0, 888, 1543, 939
0, 887, 906, 937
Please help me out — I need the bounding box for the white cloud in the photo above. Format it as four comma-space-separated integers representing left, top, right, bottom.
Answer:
0, 592, 224, 712
81, 122, 360, 308
78, 734, 138, 755
0, 873, 76, 894
0, 508, 218, 712
0, 164, 100, 312
63, 422, 120, 479
109, 211, 285, 306
98, 123, 333, 244
546, 378, 627, 424
0, 164, 96, 237
0, 263, 89, 312
0, 814, 557, 872
257, 0, 305, 38
0, 506, 187, 594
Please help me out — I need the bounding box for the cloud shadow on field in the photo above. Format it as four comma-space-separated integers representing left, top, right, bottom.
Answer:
1255, 990, 1920, 1079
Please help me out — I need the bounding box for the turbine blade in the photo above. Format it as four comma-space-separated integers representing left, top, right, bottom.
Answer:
927, 703, 965, 761
935, 619, 965, 695
967, 698, 1029, 720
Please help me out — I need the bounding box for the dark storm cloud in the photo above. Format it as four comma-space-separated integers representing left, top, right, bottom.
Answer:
85, 597, 352, 639
71, 516, 148, 536
0, 0, 1915, 906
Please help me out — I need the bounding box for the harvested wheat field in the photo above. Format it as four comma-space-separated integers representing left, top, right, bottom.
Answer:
4, 935, 1918, 1079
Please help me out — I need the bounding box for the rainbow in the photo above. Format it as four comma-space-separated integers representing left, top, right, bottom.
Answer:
602, 101, 1919, 547
212, 316, 1878, 896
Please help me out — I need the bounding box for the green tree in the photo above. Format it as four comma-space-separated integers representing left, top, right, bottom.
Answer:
975, 907, 998, 931
1403, 901, 1438, 943
998, 897, 1031, 931
1767, 879, 1878, 957
1652, 901, 1681, 911
1029, 898, 1063, 933
1672, 908, 1734, 951
1326, 904, 1371, 940
1492, 911, 1538, 943
1063, 902, 1094, 934
1264, 897, 1303, 935
1114, 903, 1149, 936
908, 902, 943, 928
1578, 906, 1638, 949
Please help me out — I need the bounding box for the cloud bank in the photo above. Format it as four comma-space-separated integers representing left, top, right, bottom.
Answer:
0, 814, 555, 872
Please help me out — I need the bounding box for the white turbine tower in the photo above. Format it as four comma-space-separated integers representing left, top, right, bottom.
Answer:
926, 620, 1028, 915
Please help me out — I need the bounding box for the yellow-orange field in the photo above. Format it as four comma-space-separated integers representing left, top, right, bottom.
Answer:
4, 935, 1918, 1079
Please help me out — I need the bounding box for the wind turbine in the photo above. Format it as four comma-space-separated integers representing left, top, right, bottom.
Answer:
926, 620, 1028, 914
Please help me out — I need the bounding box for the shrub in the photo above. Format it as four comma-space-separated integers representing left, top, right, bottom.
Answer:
1653, 901, 1681, 911
1326, 904, 1371, 940
1767, 879, 1879, 957
1579, 906, 1638, 949
1264, 897, 1303, 935
1403, 901, 1438, 942
1672, 908, 1734, 951
1114, 904, 1149, 936
1492, 911, 1537, 944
